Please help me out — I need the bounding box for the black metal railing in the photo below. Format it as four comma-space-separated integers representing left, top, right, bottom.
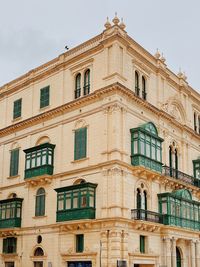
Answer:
135, 86, 140, 96
162, 165, 200, 187
75, 88, 81, 99
142, 90, 147, 100
131, 209, 163, 224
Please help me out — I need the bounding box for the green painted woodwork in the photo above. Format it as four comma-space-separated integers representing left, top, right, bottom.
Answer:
75, 73, 81, 99
35, 188, 45, 216
13, 98, 22, 119
74, 128, 87, 160
40, 86, 50, 108
158, 189, 200, 231
76, 234, 84, 253
10, 149, 19, 177
140, 235, 145, 253
55, 182, 97, 222
193, 159, 200, 179
24, 143, 55, 179
0, 198, 23, 229
3, 237, 17, 254
84, 69, 90, 95
130, 122, 163, 173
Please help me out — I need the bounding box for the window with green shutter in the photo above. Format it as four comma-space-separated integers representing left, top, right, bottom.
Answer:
76, 234, 84, 252
40, 86, 50, 108
13, 99, 22, 119
35, 188, 45, 216
10, 149, 19, 177
3, 237, 17, 254
193, 159, 200, 179
140, 235, 145, 253
74, 127, 87, 160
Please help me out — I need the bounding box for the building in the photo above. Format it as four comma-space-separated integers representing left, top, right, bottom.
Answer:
0, 14, 200, 267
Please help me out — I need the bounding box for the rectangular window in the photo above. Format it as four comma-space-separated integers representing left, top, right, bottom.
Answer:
74, 128, 87, 160
5, 263, 15, 267
13, 99, 22, 119
140, 235, 145, 253
76, 234, 84, 252
10, 149, 19, 177
3, 238, 17, 254
40, 86, 50, 108
193, 160, 200, 179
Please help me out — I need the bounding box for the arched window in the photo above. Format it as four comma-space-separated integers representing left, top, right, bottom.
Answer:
75, 73, 81, 99
136, 188, 141, 209
142, 76, 147, 100
143, 190, 147, 210
35, 188, 45, 216
34, 247, 44, 256
135, 71, 140, 96
84, 69, 90, 95
194, 112, 197, 132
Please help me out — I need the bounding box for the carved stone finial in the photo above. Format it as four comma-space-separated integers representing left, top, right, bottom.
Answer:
119, 17, 126, 30
160, 53, 166, 63
112, 12, 120, 25
154, 48, 161, 59
177, 67, 183, 78
104, 17, 111, 29
182, 71, 187, 80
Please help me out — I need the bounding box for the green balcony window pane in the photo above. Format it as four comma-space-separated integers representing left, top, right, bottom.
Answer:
74, 127, 87, 160
10, 149, 19, 177
40, 86, 50, 108
13, 98, 22, 119
24, 143, 55, 179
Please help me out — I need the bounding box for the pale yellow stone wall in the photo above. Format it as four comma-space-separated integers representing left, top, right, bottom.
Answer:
0, 17, 199, 267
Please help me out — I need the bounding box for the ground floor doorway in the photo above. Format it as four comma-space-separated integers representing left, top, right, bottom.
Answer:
34, 262, 43, 267
68, 261, 92, 267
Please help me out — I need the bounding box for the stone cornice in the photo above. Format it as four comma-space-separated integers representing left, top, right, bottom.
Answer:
0, 83, 199, 142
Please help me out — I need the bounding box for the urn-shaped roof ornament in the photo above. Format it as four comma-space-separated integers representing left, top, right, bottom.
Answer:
119, 18, 126, 30
154, 49, 161, 59
112, 12, 120, 25
104, 17, 111, 29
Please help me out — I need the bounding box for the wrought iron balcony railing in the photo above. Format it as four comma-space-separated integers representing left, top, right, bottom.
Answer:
162, 165, 200, 188
131, 209, 163, 224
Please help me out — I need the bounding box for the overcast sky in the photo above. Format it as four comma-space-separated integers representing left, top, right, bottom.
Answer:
0, 0, 200, 92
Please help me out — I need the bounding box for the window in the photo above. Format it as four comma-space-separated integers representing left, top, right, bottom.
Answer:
142, 76, 147, 100
3, 237, 17, 254
35, 188, 45, 216
169, 144, 178, 178
140, 235, 145, 253
34, 247, 44, 256
194, 112, 197, 132
40, 86, 50, 108
24, 143, 55, 178
55, 182, 97, 222
34, 263, 43, 267
135, 71, 140, 96
0, 198, 23, 228
74, 128, 87, 160
84, 69, 90, 95
130, 122, 163, 173
10, 149, 19, 177
13, 99, 22, 119
5, 263, 15, 267
75, 73, 81, 99
193, 159, 200, 179
76, 234, 84, 252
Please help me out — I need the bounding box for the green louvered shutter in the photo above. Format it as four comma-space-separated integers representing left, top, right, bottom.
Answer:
76, 234, 84, 252
13, 98, 22, 119
10, 149, 19, 177
3, 238, 7, 253
74, 128, 87, 160
40, 86, 50, 108
140, 235, 145, 253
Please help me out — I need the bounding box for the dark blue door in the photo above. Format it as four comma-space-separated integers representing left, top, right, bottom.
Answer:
68, 261, 92, 267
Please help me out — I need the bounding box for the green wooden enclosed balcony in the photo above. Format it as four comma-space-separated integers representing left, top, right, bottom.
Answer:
24, 143, 55, 179
158, 189, 200, 231
130, 122, 164, 173
55, 182, 97, 222
0, 198, 23, 229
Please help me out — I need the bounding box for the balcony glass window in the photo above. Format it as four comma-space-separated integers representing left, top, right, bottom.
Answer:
130, 122, 163, 173
55, 182, 97, 222
24, 143, 55, 179
193, 159, 200, 179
